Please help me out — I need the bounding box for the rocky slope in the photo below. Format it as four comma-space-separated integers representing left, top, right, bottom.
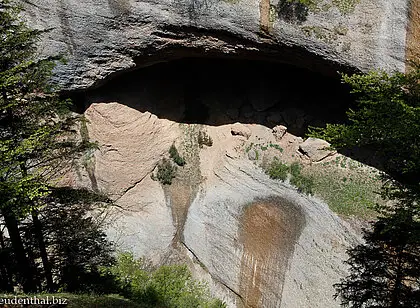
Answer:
72, 101, 362, 307
19, 0, 417, 307
58, 58, 381, 306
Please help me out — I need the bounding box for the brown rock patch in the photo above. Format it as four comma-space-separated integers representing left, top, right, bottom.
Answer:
406, 0, 420, 69
239, 197, 305, 308
260, 0, 271, 33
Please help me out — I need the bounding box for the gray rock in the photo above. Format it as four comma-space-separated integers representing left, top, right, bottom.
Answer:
248, 149, 258, 160
20, 0, 410, 91
183, 158, 361, 308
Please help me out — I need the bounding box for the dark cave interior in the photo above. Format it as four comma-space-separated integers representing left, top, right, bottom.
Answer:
69, 57, 354, 136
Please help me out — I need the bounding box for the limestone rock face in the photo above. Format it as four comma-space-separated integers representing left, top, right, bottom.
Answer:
184, 156, 359, 308
16, 0, 416, 306
77, 102, 361, 307
20, 0, 412, 91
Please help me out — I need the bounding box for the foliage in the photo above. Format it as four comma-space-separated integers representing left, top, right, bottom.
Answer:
266, 157, 289, 181
0, 188, 116, 294
309, 66, 420, 187
265, 159, 314, 194
36, 200, 116, 293
105, 252, 226, 308
289, 162, 314, 194
0, 0, 88, 217
310, 65, 420, 306
269, 143, 283, 152
276, 0, 312, 23
334, 204, 420, 307
198, 130, 213, 148
0, 0, 109, 293
308, 164, 380, 217
169, 144, 186, 166
332, 0, 360, 14
155, 158, 177, 185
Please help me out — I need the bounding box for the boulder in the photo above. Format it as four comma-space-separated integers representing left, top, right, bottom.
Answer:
231, 123, 251, 139
272, 125, 287, 141
299, 138, 335, 162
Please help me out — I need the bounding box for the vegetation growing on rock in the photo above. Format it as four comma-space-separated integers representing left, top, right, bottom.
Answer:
154, 158, 177, 185
265, 158, 314, 195
104, 252, 226, 308
169, 144, 186, 166
312, 64, 420, 307
198, 130, 213, 148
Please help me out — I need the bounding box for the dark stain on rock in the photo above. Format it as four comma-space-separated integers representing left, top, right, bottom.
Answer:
259, 0, 271, 33
107, 0, 131, 17
58, 0, 76, 54
406, 0, 420, 70
239, 196, 306, 308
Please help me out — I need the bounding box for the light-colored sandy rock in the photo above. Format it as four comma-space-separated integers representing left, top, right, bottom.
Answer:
231, 122, 252, 139
272, 125, 288, 141
83, 102, 179, 198
105, 176, 175, 263
299, 137, 335, 162
81, 103, 360, 307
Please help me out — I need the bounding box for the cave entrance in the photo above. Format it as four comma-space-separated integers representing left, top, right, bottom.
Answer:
74, 57, 353, 136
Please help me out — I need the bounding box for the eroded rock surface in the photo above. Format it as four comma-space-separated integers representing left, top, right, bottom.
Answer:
72, 100, 362, 307
16, 1, 415, 306
20, 0, 412, 91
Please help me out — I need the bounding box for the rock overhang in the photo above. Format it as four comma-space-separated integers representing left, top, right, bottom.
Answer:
20, 0, 411, 92
66, 57, 355, 137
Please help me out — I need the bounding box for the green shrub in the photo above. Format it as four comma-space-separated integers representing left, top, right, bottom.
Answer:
290, 161, 302, 177
266, 160, 314, 195
155, 158, 177, 185
266, 158, 289, 181
106, 252, 226, 308
198, 130, 213, 147
269, 143, 284, 152
290, 173, 314, 195
169, 144, 186, 166
289, 162, 314, 195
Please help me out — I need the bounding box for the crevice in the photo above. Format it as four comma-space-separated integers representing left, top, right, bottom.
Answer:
181, 241, 246, 306
114, 171, 153, 202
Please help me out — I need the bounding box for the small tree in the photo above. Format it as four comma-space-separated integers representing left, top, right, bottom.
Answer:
335, 203, 420, 307
310, 64, 420, 307
0, 0, 94, 292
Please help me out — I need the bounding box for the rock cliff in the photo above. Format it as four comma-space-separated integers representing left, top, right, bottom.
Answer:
19, 0, 417, 307
21, 0, 413, 91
